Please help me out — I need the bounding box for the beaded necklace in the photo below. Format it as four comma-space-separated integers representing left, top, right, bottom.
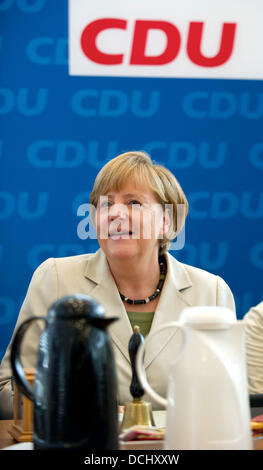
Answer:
119, 256, 166, 305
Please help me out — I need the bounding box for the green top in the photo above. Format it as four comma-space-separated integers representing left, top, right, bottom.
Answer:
127, 311, 155, 338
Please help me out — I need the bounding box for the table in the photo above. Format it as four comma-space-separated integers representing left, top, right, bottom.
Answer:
1, 419, 263, 450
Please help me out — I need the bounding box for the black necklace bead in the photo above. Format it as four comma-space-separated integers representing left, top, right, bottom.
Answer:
119, 256, 167, 305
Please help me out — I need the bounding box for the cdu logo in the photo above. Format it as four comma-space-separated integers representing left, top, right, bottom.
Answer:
0, 88, 48, 115
26, 38, 68, 65
188, 192, 263, 219
0, 192, 48, 219
69, 0, 263, 79
182, 92, 263, 119
0, 0, 46, 11
27, 140, 120, 169
80, 19, 236, 67
71, 90, 160, 117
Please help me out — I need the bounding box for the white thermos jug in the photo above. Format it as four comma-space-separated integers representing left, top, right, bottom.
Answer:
136, 306, 252, 450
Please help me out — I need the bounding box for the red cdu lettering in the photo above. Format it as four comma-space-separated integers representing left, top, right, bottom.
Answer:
187, 22, 237, 67
80, 18, 127, 65
130, 20, 181, 65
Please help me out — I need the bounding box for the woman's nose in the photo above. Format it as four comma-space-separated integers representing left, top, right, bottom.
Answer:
109, 203, 129, 220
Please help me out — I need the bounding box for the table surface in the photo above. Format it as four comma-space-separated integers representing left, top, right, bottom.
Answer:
1, 419, 263, 451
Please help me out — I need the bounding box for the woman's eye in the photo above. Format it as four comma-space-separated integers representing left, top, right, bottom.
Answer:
100, 201, 112, 208
129, 200, 141, 206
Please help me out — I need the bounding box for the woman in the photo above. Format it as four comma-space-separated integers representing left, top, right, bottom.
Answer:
0, 151, 235, 418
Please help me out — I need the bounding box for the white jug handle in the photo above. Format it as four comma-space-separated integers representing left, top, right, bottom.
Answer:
136, 321, 185, 408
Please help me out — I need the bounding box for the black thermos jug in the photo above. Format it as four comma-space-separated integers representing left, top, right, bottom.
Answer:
10, 294, 119, 450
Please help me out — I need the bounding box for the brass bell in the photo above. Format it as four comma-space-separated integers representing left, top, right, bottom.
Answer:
120, 325, 155, 432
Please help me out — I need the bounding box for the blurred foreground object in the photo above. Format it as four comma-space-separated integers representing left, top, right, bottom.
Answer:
10, 294, 119, 450
136, 306, 253, 450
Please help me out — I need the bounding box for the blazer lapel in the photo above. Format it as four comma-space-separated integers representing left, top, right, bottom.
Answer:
143, 253, 193, 369
83, 249, 133, 363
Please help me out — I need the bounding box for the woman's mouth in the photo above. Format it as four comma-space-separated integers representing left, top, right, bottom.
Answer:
109, 231, 134, 238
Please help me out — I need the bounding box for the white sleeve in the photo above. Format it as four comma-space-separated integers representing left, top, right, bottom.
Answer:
244, 302, 263, 394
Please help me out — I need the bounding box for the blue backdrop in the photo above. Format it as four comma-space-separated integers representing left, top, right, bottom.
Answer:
1, 0, 263, 360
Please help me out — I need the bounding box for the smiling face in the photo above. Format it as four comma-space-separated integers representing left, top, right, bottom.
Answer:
95, 182, 165, 263
90, 151, 189, 255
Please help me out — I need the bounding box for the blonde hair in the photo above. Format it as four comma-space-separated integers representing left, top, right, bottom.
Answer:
90, 151, 188, 253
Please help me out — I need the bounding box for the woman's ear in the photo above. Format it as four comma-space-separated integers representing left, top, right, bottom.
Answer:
162, 206, 172, 239
90, 204, 97, 229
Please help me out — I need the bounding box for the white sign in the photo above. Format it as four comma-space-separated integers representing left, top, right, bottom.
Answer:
69, 0, 263, 79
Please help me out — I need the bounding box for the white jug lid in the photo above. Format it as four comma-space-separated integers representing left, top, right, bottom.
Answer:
180, 306, 236, 330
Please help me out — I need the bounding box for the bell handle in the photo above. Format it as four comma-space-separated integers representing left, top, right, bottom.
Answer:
136, 322, 185, 408
10, 316, 48, 402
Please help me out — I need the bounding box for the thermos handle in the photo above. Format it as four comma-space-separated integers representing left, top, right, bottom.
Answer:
10, 316, 48, 402
136, 322, 185, 408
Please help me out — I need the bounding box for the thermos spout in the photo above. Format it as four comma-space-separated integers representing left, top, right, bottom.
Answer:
87, 317, 119, 329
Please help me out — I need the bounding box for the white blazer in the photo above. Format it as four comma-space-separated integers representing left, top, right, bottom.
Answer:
0, 249, 235, 418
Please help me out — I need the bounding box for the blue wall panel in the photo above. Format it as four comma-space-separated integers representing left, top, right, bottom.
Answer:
0, 0, 263, 360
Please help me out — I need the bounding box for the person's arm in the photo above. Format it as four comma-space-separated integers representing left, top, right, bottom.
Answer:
216, 276, 236, 314
244, 302, 263, 394
0, 258, 58, 419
